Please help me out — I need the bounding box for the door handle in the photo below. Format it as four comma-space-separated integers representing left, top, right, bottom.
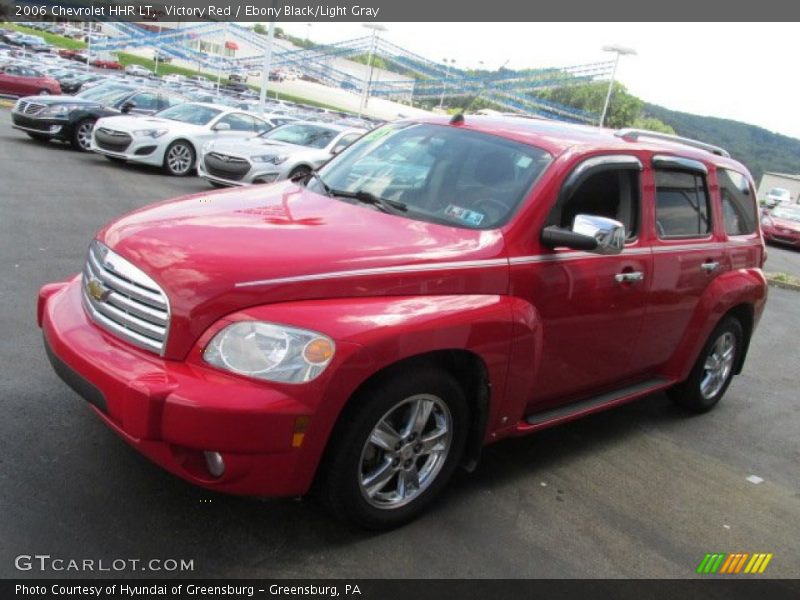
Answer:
701, 261, 720, 272
615, 271, 644, 283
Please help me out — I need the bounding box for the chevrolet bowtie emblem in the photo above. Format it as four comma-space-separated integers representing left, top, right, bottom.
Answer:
86, 278, 110, 302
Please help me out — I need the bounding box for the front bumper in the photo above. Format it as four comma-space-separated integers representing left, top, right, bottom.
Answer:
90, 135, 165, 167
763, 228, 800, 247
39, 278, 323, 496
198, 158, 284, 187
11, 112, 68, 140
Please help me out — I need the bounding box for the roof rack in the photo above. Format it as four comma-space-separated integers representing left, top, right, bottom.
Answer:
614, 128, 730, 158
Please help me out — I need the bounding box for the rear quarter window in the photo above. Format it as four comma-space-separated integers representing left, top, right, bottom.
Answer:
718, 168, 757, 235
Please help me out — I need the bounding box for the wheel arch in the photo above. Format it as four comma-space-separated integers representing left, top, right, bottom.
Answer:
311, 348, 493, 498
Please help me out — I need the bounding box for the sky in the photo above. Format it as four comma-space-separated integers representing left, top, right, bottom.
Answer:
278, 22, 800, 140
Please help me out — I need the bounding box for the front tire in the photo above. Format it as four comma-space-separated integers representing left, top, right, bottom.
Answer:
163, 140, 195, 176
71, 118, 95, 151
668, 316, 743, 413
320, 368, 469, 530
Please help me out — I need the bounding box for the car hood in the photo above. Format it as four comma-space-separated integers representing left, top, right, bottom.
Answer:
18, 94, 92, 106
98, 180, 508, 358
96, 115, 202, 133
208, 138, 311, 157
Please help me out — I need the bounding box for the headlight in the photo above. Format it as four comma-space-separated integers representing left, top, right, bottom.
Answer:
203, 321, 335, 383
40, 104, 84, 117
133, 129, 168, 138
251, 154, 288, 164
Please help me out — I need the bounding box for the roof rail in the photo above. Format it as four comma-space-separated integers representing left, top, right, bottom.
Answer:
614, 128, 731, 158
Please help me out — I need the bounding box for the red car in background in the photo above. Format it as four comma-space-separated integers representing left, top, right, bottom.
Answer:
90, 58, 123, 70
761, 204, 800, 248
0, 64, 60, 96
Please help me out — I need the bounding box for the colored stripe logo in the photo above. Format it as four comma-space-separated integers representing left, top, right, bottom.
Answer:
696, 552, 773, 574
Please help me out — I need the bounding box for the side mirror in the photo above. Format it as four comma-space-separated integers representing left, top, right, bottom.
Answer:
541, 214, 626, 255
213, 122, 231, 132
120, 101, 136, 114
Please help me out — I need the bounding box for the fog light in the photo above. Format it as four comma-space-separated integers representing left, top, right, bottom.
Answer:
203, 451, 225, 478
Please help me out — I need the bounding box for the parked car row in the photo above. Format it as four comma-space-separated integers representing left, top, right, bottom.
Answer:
10, 74, 375, 184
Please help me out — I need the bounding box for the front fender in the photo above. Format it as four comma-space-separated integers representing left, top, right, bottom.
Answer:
205, 295, 526, 492
662, 268, 767, 380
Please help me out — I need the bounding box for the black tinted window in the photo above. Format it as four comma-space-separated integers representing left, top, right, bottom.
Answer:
655, 171, 711, 238
550, 164, 640, 239
719, 168, 757, 235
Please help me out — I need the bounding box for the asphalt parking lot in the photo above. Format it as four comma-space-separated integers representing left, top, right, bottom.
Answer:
1, 109, 799, 579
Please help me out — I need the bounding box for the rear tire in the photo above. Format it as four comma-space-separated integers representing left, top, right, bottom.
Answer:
668, 316, 743, 413
319, 368, 469, 530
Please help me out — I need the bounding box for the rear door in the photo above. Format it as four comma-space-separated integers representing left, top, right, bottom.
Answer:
637, 156, 726, 370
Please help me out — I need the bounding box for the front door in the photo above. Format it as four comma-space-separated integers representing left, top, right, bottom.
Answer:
513, 155, 653, 411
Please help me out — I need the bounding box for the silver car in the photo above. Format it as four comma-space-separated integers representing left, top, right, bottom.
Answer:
198, 121, 366, 187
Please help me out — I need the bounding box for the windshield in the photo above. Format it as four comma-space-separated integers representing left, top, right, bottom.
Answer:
771, 206, 800, 222
76, 86, 134, 106
315, 122, 552, 229
155, 103, 222, 125
260, 123, 339, 149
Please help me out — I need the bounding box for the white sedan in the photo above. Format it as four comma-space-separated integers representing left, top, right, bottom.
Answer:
90, 103, 272, 176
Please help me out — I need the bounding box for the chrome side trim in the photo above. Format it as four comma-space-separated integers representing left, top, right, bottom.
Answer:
235, 258, 510, 288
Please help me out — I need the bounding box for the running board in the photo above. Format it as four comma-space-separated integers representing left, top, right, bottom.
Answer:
522, 378, 672, 428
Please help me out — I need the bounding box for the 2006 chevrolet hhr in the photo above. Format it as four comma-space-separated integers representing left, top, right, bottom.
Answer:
39, 116, 767, 528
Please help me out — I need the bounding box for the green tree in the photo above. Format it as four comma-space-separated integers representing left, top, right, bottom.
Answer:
253, 23, 266, 35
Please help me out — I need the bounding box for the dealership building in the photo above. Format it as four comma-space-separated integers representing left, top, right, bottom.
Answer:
757, 172, 800, 204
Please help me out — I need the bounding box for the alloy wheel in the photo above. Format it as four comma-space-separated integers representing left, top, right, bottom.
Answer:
167, 144, 192, 175
76, 121, 93, 151
358, 394, 452, 509
700, 331, 736, 399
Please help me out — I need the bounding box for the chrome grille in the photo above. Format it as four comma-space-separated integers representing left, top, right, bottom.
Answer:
15, 100, 46, 115
82, 240, 170, 355
204, 153, 251, 181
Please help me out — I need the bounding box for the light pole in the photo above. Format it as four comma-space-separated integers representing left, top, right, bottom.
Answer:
258, 16, 277, 113
358, 23, 388, 117
438, 58, 455, 109
599, 44, 636, 127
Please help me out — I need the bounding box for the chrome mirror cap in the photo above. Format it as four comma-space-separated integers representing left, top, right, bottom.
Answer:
572, 214, 626, 255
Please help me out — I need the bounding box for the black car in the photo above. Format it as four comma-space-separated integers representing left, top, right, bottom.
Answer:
11, 85, 187, 151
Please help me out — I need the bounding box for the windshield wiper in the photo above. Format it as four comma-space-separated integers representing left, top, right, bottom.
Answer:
306, 170, 333, 197
329, 188, 408, 215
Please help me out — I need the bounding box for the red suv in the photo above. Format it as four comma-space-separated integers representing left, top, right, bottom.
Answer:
38, 118, 767, 529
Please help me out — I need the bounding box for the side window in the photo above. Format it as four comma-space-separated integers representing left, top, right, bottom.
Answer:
548, 160, 641, 239
718, 168, 757, 235
216, 113, 257, 132
161, 94, 184, 109
332, 133, 361, 154
129, 92, 159, 112
655, 170, 711, 238
4, 66, 20, 76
